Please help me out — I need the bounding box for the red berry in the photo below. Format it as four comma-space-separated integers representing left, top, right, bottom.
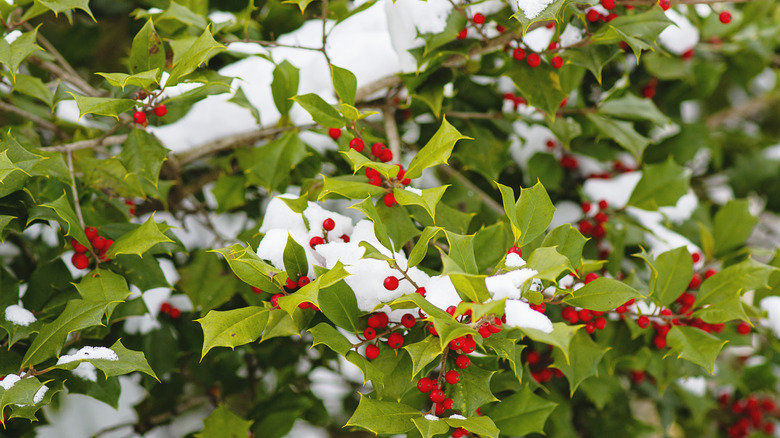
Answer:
595, 317, 607, 330
681, 49, 694, 60
586, 9, 601, 22
430, 389, 446, 403
653, 335, 667, 349
594, 212, 608, 224
383, 276, 399, 290
592, 223, 606, 239
368, 176, 382, 186
298, 302, 310, 309
383, 192, 397, 207
416, 287, 427, 296
585, 272, 599, 284
298, 276, 310, 288
309, 236, 324, 248
719, 11, 731, 24
251, 286, 262, 294
70, 238, 88, 253
496, 24, 506, 33
561, 155, 578, 169
449, 337, 463, 351
92, 236, 106, 250
160, 302, 172, 314
598, 200, 609, 210
637, 315, 650, 328
442, 398, 453, 410
401, 313, 416, 328
322, 218, 335, 231
71, 253, 89, 270
630, 370, 646, 384
688, 273, 702, 290
387, 332, 404, 349
658, 0, 670, 11
365, 344, 380, 360
428, 322, 438, 336
579, 220, 593, 236
270, 294, 282, 308
349, 138, 365, 152
585, 322, 596, 334
328, 128, 342, 140
512, 47, 526, 61
551, 55, 563, 69
736, 322, 751, 335
508, 246, 522, 257
169, 307, 181, 319
368, 312, 389, 329
526, 53, 541, 67
340, 234, 350, 242
417, 377, 433, 393
455, 355, 470, 369
473, 12, 485, 24
691, 252, 702, 263
286, 277, 297, 289
457, 28, 468, 40
578, 309, 593, 322
133, 111, 146, 124
363, 327, 376, 340
445, 370, 460, 385
605, 12, 618, 21
546, 139, 556, 149
380, 148, 393, 162
371, 142, 386, 157
526, 350, 540, 365
704, 268, 717, 279
601, 0, 616, 10
153, 105, 167, 117
85, 227, 98, 241
434, 403, 445, 416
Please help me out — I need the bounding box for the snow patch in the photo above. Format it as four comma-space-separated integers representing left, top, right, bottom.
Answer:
34, 385, 48, 404
486, 269, 538, 300
405, 186, 423, 196
449, 414, 467, 420
57, 346, 119, 365
424, 414, 439, 421
5, 304, 36, 326
659, 9, 699, 55
760, 296, 780, 337
505, 253, 526, 268
72, 362, 98, 382
0, 374, 21, 390
582, 171, 642, 209
504, 300, 553, 333
516, 0, 555, 20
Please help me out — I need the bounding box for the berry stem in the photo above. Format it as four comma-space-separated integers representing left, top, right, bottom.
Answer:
428, 346, 451, 415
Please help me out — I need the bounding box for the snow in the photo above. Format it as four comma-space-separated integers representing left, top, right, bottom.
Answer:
5, 304, 36, 326
424, 275, 461, 311
34, 384, 48, 404
303, 202, 354, 238
0, 373, 20, 390
677, 377, 707, 396
582, 171, 642, 209
626, 207, 701, 257
259, 196, 307, 235
504, 299, 553, 333
485, 269, 538, 300
405, 187, 423, 196
658, 191, 698, 224
57, 346, 119, 365
550, 201, 582, 230
72, 362, 98, 382
424, 414, 439, 421
345, 258, 408, 311
505, 253, 526, 268
760, 296, 780, 337
515, 0, 555, 20
449, 414, 467, 420
659, 9, 699, 56
4, 30, 21, 43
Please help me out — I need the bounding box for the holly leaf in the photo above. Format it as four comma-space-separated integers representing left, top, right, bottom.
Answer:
599, 93, 671, 125
695, 258, 776, 308
271, 60, 299, 117
196, 405, 253, 438
319, 176, 386, 200
283, 234, 308, 281
713, 199, 758, 257
521, 322, 581, 364
666, 326, 728, 373
515, 181, 556, 246
53, 339, 158, 380
444, 416, 499, 438
129, 20, 165, 74
511, 0, 567, 38
449, 364, 498, 416
350, 197, 393, 251
541, 224, 587, 269
166, 26, 226, 87
628, 159, 690, 209
654, 246, 693, 307
527, 247, 573, 282
309, 322, 352, 356
551, 330, 609, 395
246, 131, 309, 192
484, 385, 557, 436
405, 117, 470, 180
68, 93, 137, 120
443, 231, 478, 275
412, 416, 449, 438
292, 93, 345, 128
197, 306, 269, 358
408, 226, 443, 268
563, 277, 643, 311
0, 28, 43, 81
118, 129, 169, 187
586, 114, 651, 162
96, 69, 161, 91
393, 186, 448, 223
566, 44, 621, 85
106, 213, 174, 259
345, 396, 419, 434
404, 336, 441, 378
483, 337, 525, 382
506, 62, 568, 119
331, 64, 357, 106
31, 192, 89, 247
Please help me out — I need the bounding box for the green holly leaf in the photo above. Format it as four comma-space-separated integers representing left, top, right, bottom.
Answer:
21, 300, 115, 367
261, 307, 309, 342
693, 293, 750, 324
317, 280, 360, 332
0, 376, 44, 425
393, 186, 448, 223
292, 93, 345, 128
511, 0, 567, 37
283, 234, 308, 281
483, 337, 525, 383
713, 199, 758, 257
412, 416, 449, 438
282, 0, 316, 13
345, 396, 419, 434
74, 269, 132, 319
197, 306, 269, 358
628, 159, 690, 210
666, 326, 728, 373
0, 28, 43, 81
591, 7, 672, 58
30, 192, 89, 248
566, 44, 621, 85
485, 385, 557, 436
405, 117, 470, 180
345, 350, 386, 386
551, 330, 609, 395
0, 306, 42, 348
309, 322, 352, 355
166, 26, 226, 87
277, 263, 350, 317
404, 336, 441, 378
0, 151, 27, 183
695, 258, 776, 308
96, 69, 160, 91
53, 339, 158, 380
210, 244, 284, 294
521, 322, 581, 365
129, 20, 165, 74
586, 114, 652, 162
246, 131, 309, 192
319, 176, 386, 200
654, 246, 693, 307
36, 0, 95, 21
196, 405, 253, 438
564, 277, 643, 311
350, 197, 394, 251
527, 247, 573, 282
331, 64, 357, 106
443, 231, 478, 275
118, 129, 169, 187
12, 74, 54, 107
506, 62, 568, 119
541, 224, 587, 269
342, 148, 400, 180
599, 93, 671, 125
106, 213, 174, 259
408, 226, 443, 268
8, 380, 63, 422
444, 416, 499, 438
271, 60, 299, 117
450, 274, 491, 303
432, 317, 480, 352
449, 363, 498, 416
157, 1, 208, 28
68, 93, 137, 120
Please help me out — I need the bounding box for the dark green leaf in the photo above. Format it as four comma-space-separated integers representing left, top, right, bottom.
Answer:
197, 306, 269, 358
563, 277, 643, 311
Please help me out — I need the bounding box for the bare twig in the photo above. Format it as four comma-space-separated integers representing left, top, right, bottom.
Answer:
66, 151, 86, 229
706, 91, 780, 130
0, 100, 60, 134
42, 133, 128, 153
382, 106, 401, 165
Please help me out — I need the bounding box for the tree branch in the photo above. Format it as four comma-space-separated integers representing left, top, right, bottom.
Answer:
0, 100, 60, 134
42, 133, 128, 152
382, 106, 401, 165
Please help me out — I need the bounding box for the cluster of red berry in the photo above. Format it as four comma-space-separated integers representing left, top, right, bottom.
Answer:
561, 305, 608, 334
720, 393, 777, 437
578, 200, 610, 240
361, 311, 417, 360
309, 217, 350, 249
502, 92, 527, 110
70, 227, 113, 270
159, 302, 181, 319
525, 348, 564, 384
416, 353, 470, 416
132, 104, 166, 127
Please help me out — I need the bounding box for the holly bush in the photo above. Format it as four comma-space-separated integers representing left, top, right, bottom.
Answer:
1, 0, 779, 437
